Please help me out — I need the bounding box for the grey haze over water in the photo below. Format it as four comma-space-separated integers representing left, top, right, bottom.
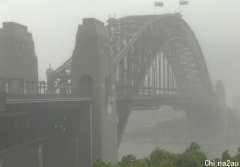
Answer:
119, 109, 240, 160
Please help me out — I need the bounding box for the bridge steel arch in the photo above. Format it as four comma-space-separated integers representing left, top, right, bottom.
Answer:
47, 14, 219, 144
106, 14, 216, 143
108, 14, 213, 97
47, 14, 214, 98
0, 15, 230, 166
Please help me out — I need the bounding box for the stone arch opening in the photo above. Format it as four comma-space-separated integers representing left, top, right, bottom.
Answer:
78, 75, 93, 95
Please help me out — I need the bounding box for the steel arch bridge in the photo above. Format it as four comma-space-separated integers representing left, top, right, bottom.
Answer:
46, 14, 218, 143
48, 14, 213, 98
0, 14, 229, 166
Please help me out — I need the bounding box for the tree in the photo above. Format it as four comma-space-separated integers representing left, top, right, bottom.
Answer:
119, 154, 137, 167
238, 147, 240, 154
186, 142, 200, 151
176, 142, 207, 167
221, 150, 231, 161
149, 147, 176, 166
92, 142, 240, 167
92, 159, 114, 167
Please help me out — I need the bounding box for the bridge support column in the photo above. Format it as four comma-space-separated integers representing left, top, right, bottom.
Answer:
26, 144, 44, 167
39, 144, 43, 167
0, 78, 6, 91
0, 22, 39, 91
8, 80, 20, 94
71, 18, 118, 164
214, 80, 227, 140
213, 104, 226, 140
25, 82, 38, 94
47, 76, 55, 94
74, 104, 92, 167
117, 104, 132, 146
0, 159, 3, 167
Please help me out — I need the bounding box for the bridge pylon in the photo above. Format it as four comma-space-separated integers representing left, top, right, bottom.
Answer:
215, 80, 227, 138
0, 22, 38, 94
184, 79, 227, 142
71, 18, 118, 165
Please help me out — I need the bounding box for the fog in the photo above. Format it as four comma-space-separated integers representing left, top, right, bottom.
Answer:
0, 0, 240, 104
1, 0, 240, 166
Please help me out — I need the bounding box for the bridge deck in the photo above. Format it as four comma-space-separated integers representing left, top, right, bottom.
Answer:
0, 93, 93, 154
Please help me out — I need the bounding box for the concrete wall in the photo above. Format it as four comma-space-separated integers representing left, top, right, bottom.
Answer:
71, 18, 118, 164
0, 22, 38, 93
0, 136, 76, 167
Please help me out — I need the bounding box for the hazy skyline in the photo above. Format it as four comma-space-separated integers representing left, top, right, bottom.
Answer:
0, 0, 240, 104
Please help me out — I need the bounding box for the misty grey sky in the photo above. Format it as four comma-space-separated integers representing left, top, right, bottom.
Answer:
0, 0, 240, 105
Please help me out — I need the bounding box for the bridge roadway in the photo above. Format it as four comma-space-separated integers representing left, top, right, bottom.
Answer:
0, 93, 94, 167
0, 92, 236, 167
118, 94, 215, 108
0, 91, 217, 152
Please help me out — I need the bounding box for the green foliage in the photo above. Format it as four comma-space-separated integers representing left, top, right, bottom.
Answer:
129, 159, 150, 167
238, 147, 240, 154
178, 151, 203, 167
92, 142, 240, 167
221, 150, 231, 161
119, 154, 137, 167
154, 161, 176, 167
227, 147, 240, 165
92, 158, 114, 167
173, 142, 206, 167
186, 142, 200, 151
149, 147, 177, 166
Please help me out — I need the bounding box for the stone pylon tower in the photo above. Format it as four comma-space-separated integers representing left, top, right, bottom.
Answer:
215, 80, 226, 105
71, 18, 118, 165
0, 22, 38, 93
215, 80, 227, 136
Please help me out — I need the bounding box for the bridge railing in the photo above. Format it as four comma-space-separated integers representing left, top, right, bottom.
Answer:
0, 77, 71, 95
0, 77, 211, 102
6, 94, 92, 101
138, 88, 180, 95
116, 86, 186, 95
116, 85, 212, 101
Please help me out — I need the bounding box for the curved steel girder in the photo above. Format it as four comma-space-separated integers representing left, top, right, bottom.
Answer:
105, 15, 162, 29
48, 14, 213, 98
162, 38, 205, 95
49, 15, 168, 77
138, 37, 188, 85
120, 36, 210, 97
113, 15, 213, 97
113, 15, 169, 64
